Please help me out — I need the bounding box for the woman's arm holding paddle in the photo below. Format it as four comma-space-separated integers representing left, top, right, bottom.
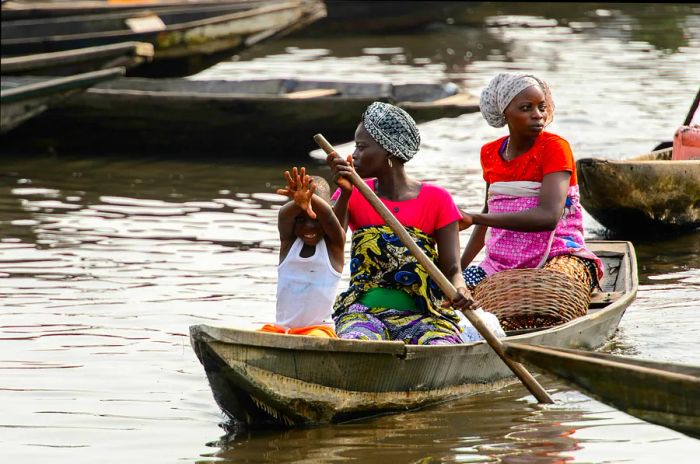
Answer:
326, 152, 353, 231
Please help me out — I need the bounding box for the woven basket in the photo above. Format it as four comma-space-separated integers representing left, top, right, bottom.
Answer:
473, 268, 591, 331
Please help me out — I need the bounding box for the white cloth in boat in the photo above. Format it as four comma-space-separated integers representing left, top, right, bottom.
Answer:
488, 180, 541, 197
456, 309, 506, 343
276, 237, 342, 328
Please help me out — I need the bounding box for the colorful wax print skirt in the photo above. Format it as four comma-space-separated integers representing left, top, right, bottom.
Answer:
333, 225, 462, 345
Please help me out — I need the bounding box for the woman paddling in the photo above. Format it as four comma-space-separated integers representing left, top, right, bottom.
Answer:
326, 102, 475, 345
460, 73, 603, 297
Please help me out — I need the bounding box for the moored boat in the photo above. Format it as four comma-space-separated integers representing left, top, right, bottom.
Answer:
0, 76, 479, 157
190, 240, 637, 428
503, 343, 700, 438
0, 41, 154, 76
1, 1, 326, 77
0, 66, 124, 134
0, 0, 265, 20
577, 149, 700, 235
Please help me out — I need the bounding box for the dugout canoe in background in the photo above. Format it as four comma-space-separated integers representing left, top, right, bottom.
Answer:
0, 41, 154, 76
190, 241, 637, 428
503, 343, 700, 438
577, 148, 700, 235
0, 0, 272, 20
0, 76, 479, 157
1, 0, 326, 77
0, 66, 124, 134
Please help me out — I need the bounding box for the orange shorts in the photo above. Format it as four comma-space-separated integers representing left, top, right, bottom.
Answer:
258, 323, 337, 338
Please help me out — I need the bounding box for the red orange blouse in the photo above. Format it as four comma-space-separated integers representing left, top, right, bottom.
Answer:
481, 132, 577, 186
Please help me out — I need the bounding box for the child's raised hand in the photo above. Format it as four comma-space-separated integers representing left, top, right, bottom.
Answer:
276, 166, 299, 197
276, 167, 317, 219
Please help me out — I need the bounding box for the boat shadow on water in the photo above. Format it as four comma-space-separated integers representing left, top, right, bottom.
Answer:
203, 382, 658, 463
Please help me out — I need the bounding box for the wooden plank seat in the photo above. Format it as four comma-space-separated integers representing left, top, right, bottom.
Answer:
283, 88, 340, 99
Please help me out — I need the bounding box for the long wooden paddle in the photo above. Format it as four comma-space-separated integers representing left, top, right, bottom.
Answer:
683, 86, 700, 126
314, 133, 554, 404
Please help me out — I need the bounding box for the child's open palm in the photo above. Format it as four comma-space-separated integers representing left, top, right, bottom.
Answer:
276, 167, 317, 219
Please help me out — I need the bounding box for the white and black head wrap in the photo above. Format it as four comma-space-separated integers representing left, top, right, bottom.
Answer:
479, 73, 555, 128
362, 102, 420, 162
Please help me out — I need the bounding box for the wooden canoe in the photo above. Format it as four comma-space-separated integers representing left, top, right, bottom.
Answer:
503, 343, 700, 438
577, 149, 700, 235
0, 66, 124, 134
0, 41, 154, 76
0, 76, 479, 157
189, 240, 638, 428
1, 1, 326, 77
0, 0, 270, 20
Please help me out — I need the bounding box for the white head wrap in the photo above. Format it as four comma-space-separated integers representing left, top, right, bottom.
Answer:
362, 102, 420, 162
479, 73, 555, 128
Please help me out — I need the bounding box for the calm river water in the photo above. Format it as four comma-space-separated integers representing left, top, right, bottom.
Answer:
1, 3, 699, 463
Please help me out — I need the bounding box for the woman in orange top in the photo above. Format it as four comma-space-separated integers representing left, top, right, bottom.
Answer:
460, 73, 603, 292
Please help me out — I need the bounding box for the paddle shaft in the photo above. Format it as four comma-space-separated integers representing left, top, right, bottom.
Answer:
683, 86, 700, 126
315, 134, 553, 404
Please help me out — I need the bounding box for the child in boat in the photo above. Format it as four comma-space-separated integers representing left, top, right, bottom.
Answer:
260, 167, 345, 338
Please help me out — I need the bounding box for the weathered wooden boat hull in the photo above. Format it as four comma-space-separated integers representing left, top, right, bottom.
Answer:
1, 1, 470, 34
1, 1, 325, 77
190, 241, 637, 427
0, 77, 478, 157
577, 150, 700, 234
0, 42, 154, 76
503, 343, 700, 438
0, 0, 268, 20
0, 67, 124, 134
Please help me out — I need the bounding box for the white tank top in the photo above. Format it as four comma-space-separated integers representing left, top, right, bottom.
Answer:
275, 238, 342, 327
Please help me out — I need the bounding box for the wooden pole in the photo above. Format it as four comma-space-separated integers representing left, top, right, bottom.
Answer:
683, 86, 700, 126
314, 133, 554, 404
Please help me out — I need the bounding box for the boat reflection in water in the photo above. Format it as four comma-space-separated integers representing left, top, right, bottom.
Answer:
207, 383, 663, 463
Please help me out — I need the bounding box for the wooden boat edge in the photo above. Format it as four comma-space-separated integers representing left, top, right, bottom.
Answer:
502, 343, 700, 437
503, 343, 700, 384
1, 67, 126, 102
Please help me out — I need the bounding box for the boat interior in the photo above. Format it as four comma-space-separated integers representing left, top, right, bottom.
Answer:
504, 243, 630, 337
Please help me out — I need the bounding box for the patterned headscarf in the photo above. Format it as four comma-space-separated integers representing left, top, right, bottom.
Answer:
479, 73, 555, 128
362, 102, 420, 162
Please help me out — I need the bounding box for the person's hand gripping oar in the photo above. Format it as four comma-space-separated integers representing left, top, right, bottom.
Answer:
314, 133, 554, 404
